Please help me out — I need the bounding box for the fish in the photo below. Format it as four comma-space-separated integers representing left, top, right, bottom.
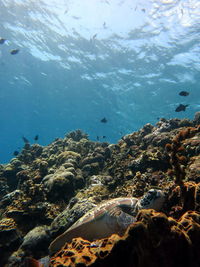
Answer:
34, 135, 39, 141
0, 38, 6, 44
179, 91, 189, 96
13, 150, 19, 156
10, 49, 20, 55
24, 256, 50, 267
175, 104, 189, 112
92, 33, 97, 39
72, 16, 81, 20
97, 136, 106, 140
100, 117, 107, 123
181, 9, 184, 16
64, 8, 68, 14
22, 136, 29, 144
141, 8, 146, 12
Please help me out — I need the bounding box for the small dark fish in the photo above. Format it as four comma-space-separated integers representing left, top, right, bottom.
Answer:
141, 8, 146, 12
103, 22, 106, 28
92, 33, 97, 39
102, 136, 106, 139
175, 104, 189, 112
179, 91, 189, 96
97, 136, 99, 141
72, 16, 80, 20
22, 136, 29, 144
100, 117, 107, 123
64, 8, 68, 14
34, 135, 39, 141
181, 9, 184, 16
10, 49, 20, 55
13, 151, 19, 156
0, 38, 6, 44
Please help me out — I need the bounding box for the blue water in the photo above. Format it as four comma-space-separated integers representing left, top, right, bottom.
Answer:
0, 0, 200, 163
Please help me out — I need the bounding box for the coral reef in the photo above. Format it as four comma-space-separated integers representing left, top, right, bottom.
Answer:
0, 117, 200, 266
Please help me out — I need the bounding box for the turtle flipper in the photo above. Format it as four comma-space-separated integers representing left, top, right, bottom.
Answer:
106, 207, 136, 235
49, 220, 97, 255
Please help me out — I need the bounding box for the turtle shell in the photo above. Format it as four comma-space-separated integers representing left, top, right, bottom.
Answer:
49, 197, 138, 255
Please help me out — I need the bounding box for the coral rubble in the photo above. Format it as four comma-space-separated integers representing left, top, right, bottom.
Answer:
0, 117, 200, 266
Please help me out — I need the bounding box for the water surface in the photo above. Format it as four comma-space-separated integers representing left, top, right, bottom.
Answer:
0, 0, 200, 163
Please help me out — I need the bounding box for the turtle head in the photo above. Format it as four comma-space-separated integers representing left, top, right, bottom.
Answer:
139, 189, 165, 211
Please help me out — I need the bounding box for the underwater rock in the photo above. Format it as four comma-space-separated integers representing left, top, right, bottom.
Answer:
42, 170, 75, 202
19, 225, 50, 257
0, 218, 22, 266
0, 218, 21, 247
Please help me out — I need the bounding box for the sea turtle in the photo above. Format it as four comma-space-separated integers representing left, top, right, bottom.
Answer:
49, 189, 165, 255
